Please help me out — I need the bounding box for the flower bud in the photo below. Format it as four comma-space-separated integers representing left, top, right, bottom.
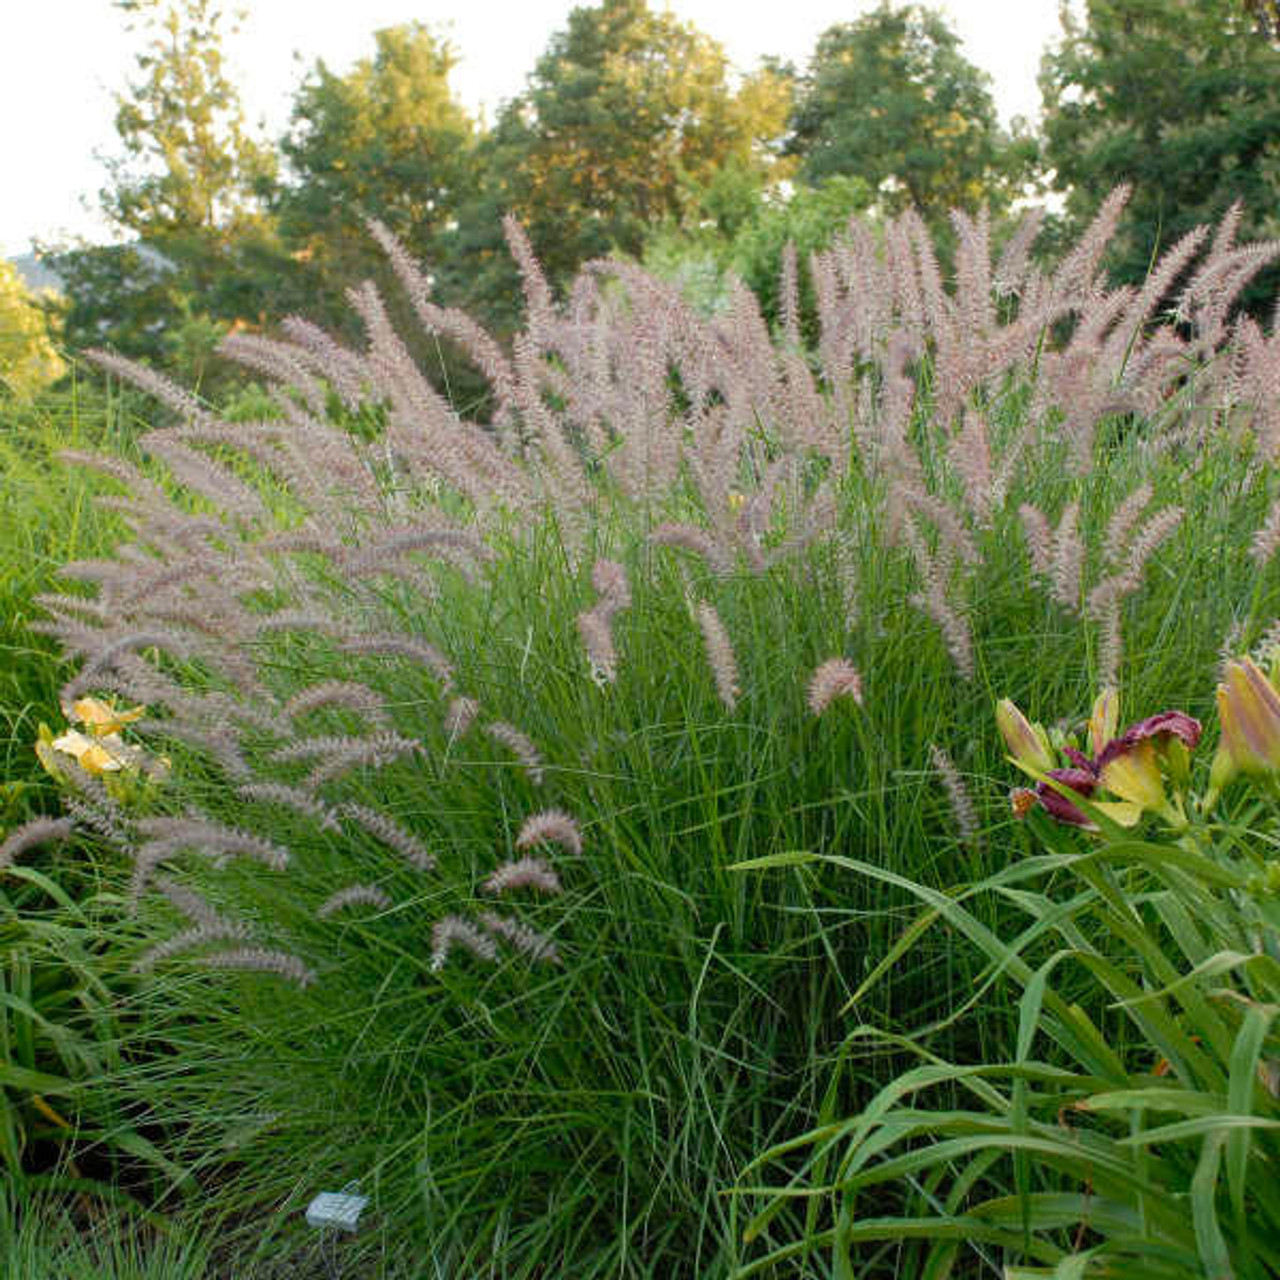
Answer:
996, 699, 1056, 773
1217, 657, 1280, 776
1201, 740, 1238, 814
34, 724, 65, 783
1089, 688, 1120, 757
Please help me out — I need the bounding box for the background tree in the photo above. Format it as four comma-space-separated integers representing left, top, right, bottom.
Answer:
1040, 0, 1280, 309
0, 262, 65, 399
275, 23, 477, 335
1244, 0, 1280, 38
643, 175, 875, 332
47, 0, 295, 381
787, 3, 1032, 220
455, 0, 792, 329
101, 0, 274, 239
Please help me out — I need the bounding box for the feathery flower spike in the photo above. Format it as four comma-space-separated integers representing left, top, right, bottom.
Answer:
480, 911, 560, 965
0, 817, 74, 871
515, 809, 583, 856
430, 916, 498, 971
807, 659, 863, 716
484, 856, 562, 896
696, 602, 739, 710
317, 884, 393, 918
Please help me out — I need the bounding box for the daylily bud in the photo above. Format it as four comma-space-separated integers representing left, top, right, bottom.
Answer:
996, 699, 1056, 773
1202, 740, 1238, 813
34, 724, 65, 783
1164, 736, 1191, 790
1089, 688, 1120, 757
1217, 657, 1280, 776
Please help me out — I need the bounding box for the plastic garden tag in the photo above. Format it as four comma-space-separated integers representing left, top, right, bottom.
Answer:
305, 1186, 368, 1233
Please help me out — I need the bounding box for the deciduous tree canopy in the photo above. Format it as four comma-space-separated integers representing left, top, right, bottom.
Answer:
0, 262, 64, 398
48, 0, 292, 376
1040, 0, 1280, 306
276, 23, 478, 329
787, 3, 1030, 220
461, 0, 791, 315
102, 0, 275, 239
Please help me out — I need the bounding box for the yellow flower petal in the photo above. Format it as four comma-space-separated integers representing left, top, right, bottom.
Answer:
1091, 800, 1145, 827
82, 743, 124, 774
51, 729, 140, 775
72, 696, 146, 737
1099, 739, 1166, 811
51, 728, 95, 756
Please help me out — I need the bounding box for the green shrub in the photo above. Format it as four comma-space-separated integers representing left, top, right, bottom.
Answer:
0, 259, 64, 399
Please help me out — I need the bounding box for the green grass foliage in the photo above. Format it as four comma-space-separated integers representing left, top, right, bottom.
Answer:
8, 198, 1280, 1275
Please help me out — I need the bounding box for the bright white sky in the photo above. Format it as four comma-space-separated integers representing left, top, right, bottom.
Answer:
0, 0, 1074, 257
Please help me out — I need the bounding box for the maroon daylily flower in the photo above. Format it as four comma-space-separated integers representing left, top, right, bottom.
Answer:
1014, 708, 1201, 827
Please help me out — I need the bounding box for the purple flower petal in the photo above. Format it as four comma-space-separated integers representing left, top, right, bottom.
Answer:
1093, 737, 1130, 773
1035, 768, 1097, 826
1092, 711, 1202, 775
1118, 711, 1202, 752
1062, 745, 1097, 774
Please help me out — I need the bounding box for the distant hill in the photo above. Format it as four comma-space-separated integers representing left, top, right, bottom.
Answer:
8, 244, 174, 298
8, 252, 64, 295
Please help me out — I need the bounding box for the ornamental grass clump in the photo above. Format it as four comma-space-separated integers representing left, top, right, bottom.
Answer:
29, 191, 1280, 1270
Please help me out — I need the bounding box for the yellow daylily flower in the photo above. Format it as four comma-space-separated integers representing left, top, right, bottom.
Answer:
49, 729, 144, 776
1090, 799, 1145, 827
70, 696, 146, 737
